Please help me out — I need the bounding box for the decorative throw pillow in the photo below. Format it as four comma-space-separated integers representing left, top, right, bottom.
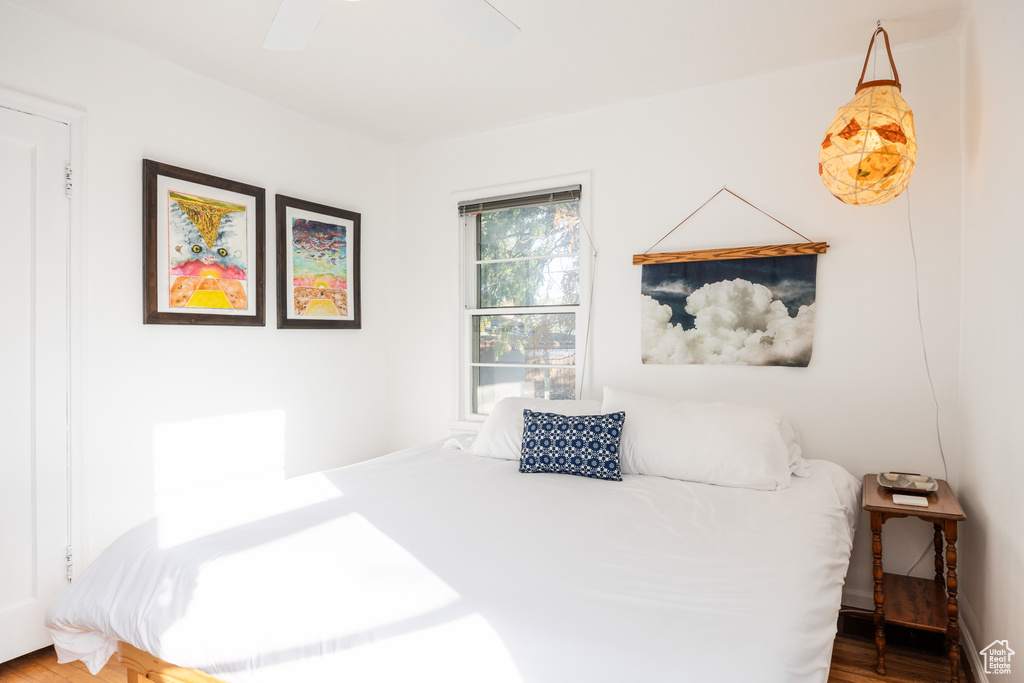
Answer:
519, 409, 626, 481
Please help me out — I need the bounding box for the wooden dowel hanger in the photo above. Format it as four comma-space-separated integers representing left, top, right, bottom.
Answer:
633, 242, 828, 265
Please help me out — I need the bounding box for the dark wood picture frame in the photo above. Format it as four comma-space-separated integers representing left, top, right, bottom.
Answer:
275, 194, 361, 330
143, 159, 266, 326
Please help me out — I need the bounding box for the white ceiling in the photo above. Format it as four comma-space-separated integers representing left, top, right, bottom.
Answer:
14, 0, 969, 146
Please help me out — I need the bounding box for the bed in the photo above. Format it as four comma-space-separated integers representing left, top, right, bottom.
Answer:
46, 391, 861, 683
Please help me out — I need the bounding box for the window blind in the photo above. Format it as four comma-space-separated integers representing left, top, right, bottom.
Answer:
458, 185, 581, 216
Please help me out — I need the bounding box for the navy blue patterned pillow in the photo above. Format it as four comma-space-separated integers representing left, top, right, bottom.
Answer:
519, 409, 626, 481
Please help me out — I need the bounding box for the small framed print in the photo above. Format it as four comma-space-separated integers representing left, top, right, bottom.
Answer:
275, 194, 361, 329
143, 160, 266, 326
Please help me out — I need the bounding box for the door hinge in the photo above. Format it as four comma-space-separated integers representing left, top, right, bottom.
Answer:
65, 164, 73, 199
66, 545, 73, 582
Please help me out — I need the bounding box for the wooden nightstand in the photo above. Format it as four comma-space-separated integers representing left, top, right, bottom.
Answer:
862, 474, 967, 683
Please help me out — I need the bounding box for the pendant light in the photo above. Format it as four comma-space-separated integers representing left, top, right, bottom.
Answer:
819, 25, 917, 206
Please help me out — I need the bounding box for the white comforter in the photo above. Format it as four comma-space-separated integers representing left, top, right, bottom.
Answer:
47, 442, 860, 683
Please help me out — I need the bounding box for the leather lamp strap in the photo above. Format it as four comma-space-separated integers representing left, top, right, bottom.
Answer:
855, 26, 901, 92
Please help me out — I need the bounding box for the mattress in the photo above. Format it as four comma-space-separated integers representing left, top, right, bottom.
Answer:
46, 441, 861, 682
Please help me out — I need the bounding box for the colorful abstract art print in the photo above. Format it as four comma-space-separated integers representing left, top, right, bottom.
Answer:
144, 160, 266, 326
167, 192, 248, 310
275, 195, 361, 329
641, 254, 817, 366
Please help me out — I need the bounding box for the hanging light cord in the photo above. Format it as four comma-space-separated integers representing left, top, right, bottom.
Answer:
576, 211, 598, 398
904, 185, 950, 575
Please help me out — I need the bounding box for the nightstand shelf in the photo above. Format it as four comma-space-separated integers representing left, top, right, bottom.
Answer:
881, 573, 947, 632
862, 474, 966, 683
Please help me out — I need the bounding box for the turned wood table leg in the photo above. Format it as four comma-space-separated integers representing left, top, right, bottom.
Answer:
945, 520, 961, 683
871, 512, 886, 675
933, 523, 944, 581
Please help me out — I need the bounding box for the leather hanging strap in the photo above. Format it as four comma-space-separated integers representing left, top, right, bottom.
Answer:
855, 26, 901, 93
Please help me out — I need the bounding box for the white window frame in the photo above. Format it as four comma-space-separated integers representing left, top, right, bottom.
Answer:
450, 173, 592, 431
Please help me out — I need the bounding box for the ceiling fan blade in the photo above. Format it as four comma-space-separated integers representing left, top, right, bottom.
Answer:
420, 0, 520, 51
263, 0, 330, 51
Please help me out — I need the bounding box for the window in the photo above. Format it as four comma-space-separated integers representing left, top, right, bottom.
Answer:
458, 184, 587, 420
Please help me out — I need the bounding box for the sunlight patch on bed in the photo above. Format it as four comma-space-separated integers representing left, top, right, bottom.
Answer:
251, 613, 524, 682
159, 513, 464, 664
154, 470, 343, 548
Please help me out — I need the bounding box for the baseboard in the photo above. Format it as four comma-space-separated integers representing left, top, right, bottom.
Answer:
841, 587, 874, 611
837, 594, 987, 683
959, 607, 988, 683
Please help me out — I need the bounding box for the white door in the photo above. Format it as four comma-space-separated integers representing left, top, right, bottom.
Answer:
0, 105, 71, 662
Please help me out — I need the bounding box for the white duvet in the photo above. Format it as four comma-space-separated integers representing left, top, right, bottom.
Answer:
47, 442, 860, 683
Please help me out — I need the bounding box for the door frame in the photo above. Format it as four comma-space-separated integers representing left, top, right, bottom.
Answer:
0, 87, 88, 576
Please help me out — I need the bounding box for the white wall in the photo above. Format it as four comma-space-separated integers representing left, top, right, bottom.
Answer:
959, 0, 1024, 670
391, 37, 964, 604
0, 3, 396, 561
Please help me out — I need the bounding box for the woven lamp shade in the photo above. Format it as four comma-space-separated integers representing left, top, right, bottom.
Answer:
819, 28, 917, 206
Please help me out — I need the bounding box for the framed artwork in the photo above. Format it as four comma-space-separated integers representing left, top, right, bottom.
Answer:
143, 160, 266, 326
640, 254, 818, 367
275, 194, 361, 329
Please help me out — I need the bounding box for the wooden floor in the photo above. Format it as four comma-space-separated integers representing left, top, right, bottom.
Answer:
0, 635, 970, 683
829, 636, 970, 683
0, 646, 125, 683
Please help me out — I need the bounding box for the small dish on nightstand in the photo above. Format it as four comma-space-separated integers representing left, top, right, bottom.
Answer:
877, 472, 939, 495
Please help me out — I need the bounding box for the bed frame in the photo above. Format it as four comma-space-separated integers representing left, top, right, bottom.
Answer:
118, 642, 226, 683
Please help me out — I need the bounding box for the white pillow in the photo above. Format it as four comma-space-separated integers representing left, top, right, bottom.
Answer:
469, 398, 603, 460
601, 387, 801, 490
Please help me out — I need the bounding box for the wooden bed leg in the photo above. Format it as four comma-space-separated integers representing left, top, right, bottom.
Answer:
117, 641, 228, 683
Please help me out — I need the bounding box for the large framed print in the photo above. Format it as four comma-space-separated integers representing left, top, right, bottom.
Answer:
143, 160, 266, 326
276, 194, 361, 329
